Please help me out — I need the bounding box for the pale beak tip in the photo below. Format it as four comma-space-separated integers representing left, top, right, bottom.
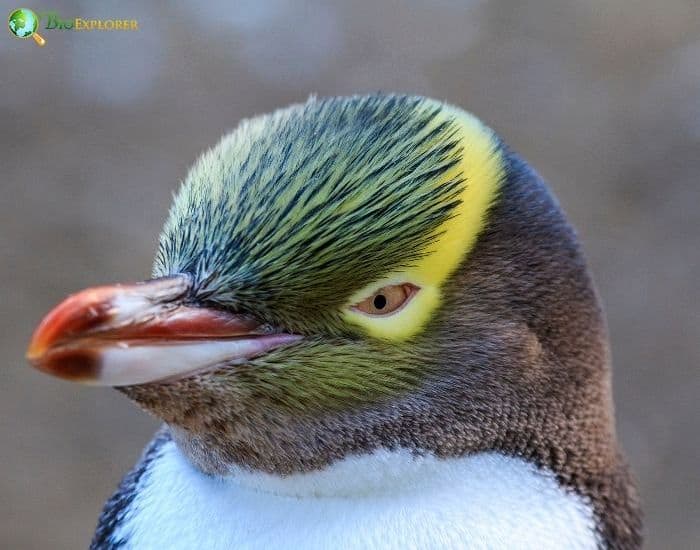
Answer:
26, 326, 50, 362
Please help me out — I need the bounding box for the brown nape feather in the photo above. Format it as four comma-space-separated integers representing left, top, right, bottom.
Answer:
436, 148, 642, 549
121, 147, 641, 549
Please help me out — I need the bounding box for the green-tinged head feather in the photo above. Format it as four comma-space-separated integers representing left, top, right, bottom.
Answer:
151, 93, 504, 410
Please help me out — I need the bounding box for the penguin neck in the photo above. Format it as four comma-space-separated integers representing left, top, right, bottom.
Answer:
120, 437, 600, 549
225, 446, 478, 498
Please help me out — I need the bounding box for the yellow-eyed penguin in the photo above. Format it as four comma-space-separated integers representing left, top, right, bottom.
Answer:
28, 94, 642, 549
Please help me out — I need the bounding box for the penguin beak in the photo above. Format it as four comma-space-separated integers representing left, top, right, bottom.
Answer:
26, 276, 301, 386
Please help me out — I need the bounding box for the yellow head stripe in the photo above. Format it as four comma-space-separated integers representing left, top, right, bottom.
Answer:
342, 102, 505, 340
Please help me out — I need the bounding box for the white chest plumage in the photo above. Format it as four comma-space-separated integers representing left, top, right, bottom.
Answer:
114, 440, 599, 550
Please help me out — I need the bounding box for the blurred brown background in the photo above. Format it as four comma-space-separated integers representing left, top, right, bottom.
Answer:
1, 0, 698, 548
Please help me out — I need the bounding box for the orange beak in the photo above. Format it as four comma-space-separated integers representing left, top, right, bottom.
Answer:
27, 276, 300, 386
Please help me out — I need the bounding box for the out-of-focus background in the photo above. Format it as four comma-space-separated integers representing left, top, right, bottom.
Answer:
1, 1, 698, 548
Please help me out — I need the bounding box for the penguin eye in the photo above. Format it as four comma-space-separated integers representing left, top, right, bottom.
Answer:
352, 283, 418, 316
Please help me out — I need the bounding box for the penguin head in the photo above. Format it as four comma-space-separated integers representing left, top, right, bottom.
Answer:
27, 95, 612, 477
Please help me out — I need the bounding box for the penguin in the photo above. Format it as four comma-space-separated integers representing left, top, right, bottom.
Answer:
27, 94, 642, 549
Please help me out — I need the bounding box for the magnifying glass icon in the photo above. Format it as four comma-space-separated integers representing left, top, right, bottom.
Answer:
8, 8, 46, 46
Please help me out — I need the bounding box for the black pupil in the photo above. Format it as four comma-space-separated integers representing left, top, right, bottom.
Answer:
373, 294, 387, 310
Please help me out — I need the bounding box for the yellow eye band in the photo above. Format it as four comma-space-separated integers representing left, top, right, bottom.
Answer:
343, 102, 505, 341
